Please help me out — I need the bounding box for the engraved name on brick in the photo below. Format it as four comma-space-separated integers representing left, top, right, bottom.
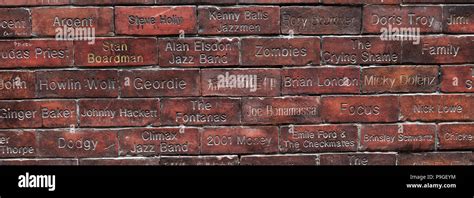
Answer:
158, 38, 239, 67
198, 6, 280, 35
118, 128, 200, 156
280, 125, 358, 153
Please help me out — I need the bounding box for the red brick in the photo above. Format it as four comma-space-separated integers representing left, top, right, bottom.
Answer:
79, 99, 160, 127
321, 96, 399, 123
282, 67, 360, 95
119, 69, 200, 97
398, 152, 473, 165
0, 159, 78, 166
115, 6, 197, 35
361, 124, 435, 152
31, 7, 114, 36
280, 125, 358, 153
160, 155, 239, 166
240, 0, 319, 3
323, 0, 400, 3
74, 37, 157, 67
198, 6, 280, 35
158, 38, 240, 67
0, 39, 73, 68
201, 126, 278, 154
241, 37, 320, 66
201, 68, 280, 96
281, 6, 361, 35
72, 0, 154, 5
439, 124, 474, 150
441, 66, 474, 93
0, 130, 36, 158
444, 6, 474, 34
363, 6, 442, 34
118, 127, 200, 156
322, 36, 401, 65
38, 129, 117, 158
0, 8, 31, 38
402, 36, 474, 64
0, 100, 76, 129
0, 71, 35, 99
242, 96, 321, 124
79, 157, 160, 165
400, 95, 474, 121
0, 0, 69, 6
319, 153, 397, 165
240, 154, 318, 165
161, 98, 240, 125
37, 70, 119, 98
361, 66, 438, 93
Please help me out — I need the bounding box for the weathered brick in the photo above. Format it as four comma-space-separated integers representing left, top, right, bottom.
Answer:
323, 0, 400, 4
201, 68, 280, 96
74, 37, 157, 67
322, 36, 401, 65
280, 125, 358, 153
201, 126, 278, 154
242, 96, 321, 124
361, 66, 438, 93
281, 6, 361, 35
0, 130, 36, 158
72, 0, 154, 5
160, 155, 239, 165
158, 38, 240, 67
361, 124, 435, 151
38, 130, 118, 158
439, 124, 474, 150
0, 159, 78, 166
31, 7, 114, 36
0, 8, 31, 38
444, 6, 474, 34
36, 70, 119, 98
0, 100, 76, 128
240, 0, 320, 3
363, 5, 442, 34
398, 152, 473, 165
79, 99, 160, 127
240, 154, 318, 165
118, 127, 200, 156
319, 153, 397, 165
161, 98, 240, 125
115, 6, 197, 35
0, 71, 35, 99
402, 36, 474, 64
400, 95, 474, 121
282, 67, 360, 95
321, 96, 399, 123
119, 69, 200, 97
441, 66, 474, 93
0, 39, 73, 68
241, 37, 320, 66
80, 158, 160, 165
0, 0, 69, 6
198, 6, 280, 35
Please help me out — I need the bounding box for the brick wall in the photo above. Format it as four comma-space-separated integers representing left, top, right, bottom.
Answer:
0, 0, 473, 166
